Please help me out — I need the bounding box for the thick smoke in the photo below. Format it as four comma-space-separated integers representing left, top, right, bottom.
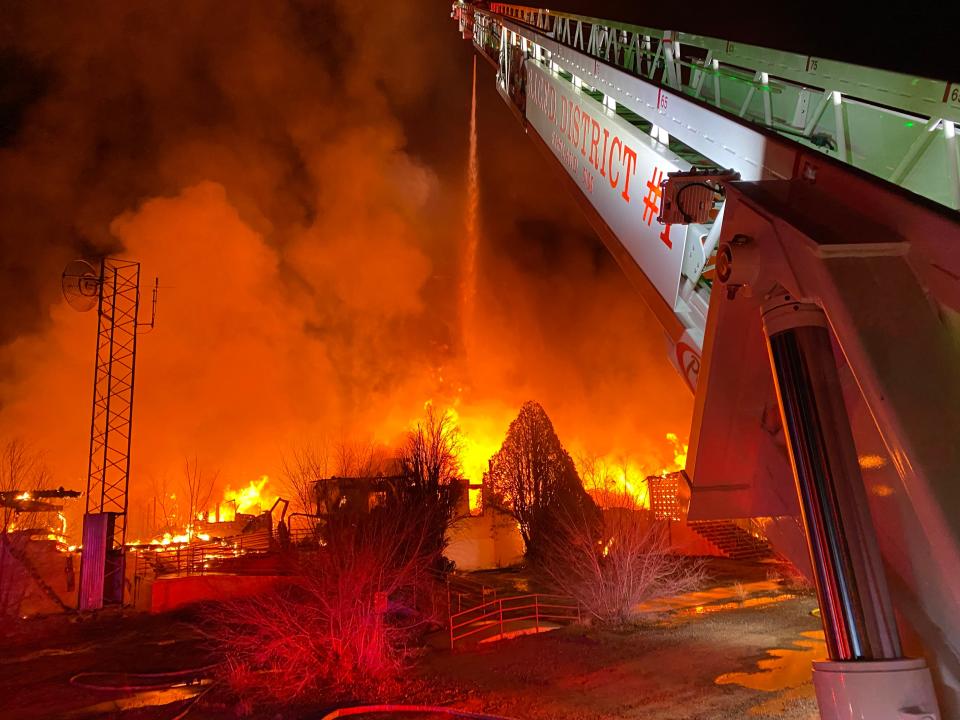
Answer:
0, 1, 692, 538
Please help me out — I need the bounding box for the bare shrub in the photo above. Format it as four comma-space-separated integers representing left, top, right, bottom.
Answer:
202, 499, 442, 702
538, 489, 704, 626
182, 456, 217, 529
146, 473, 179, 536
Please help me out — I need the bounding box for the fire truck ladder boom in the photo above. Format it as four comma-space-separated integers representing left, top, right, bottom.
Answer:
452, 3, 960, 719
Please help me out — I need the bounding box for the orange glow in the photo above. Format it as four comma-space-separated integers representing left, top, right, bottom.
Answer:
443, 406, 504, 513
0, 1, 698, 548
580, 455, 652, 508
665, 432, 687, 470
423, 401, 687, 513
715, 629, 826, 691
578, 433, 688, 510
859, 454, 887, 470
215, 476, 278, 522
45, 511, 69, 546
128, 475, 279, 546
129, 529, 213, 547
601, 537, 615, 557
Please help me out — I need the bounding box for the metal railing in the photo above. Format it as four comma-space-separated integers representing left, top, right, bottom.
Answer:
446, 572, 500, 615
449, 593, 581, 649
132, 527, 273, 577
469, 1, 960, 210
287, 525, 323, 548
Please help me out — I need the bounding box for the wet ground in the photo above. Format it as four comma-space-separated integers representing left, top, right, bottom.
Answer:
418, 594, 823, 720
0, 609, 216, 720
0, 561, 823, 719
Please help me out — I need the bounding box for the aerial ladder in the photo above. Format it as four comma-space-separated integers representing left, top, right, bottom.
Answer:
452, 3, 960, 718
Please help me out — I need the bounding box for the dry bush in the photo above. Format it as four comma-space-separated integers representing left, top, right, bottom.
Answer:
201, 501, 443, 702
538, 490, 704, 627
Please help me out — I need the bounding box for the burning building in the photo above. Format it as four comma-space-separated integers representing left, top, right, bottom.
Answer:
1, 482, 81, 618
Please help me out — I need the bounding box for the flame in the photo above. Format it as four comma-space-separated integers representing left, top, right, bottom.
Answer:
216, 476, 278, 522
444, 406, 503, 513
581, 455, 652, 508
7, 499, 71, 547
46, 511, 69, 545
128, 474, 279, 547
129, 532, 188, 547
579, 433, 688, 510
422, 402, 687, 514
665, 432, 688, 470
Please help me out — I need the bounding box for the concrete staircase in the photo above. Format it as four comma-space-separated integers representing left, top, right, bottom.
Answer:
687, 520, 776, 561
1, 534, 72, 612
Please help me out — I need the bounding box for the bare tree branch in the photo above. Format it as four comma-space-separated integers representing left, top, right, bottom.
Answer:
281, 444, 330, 517
182, 456, 218, 527
1, 439, 53, 533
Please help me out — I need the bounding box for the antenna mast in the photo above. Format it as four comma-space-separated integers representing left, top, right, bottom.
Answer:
63, 257, 157, 610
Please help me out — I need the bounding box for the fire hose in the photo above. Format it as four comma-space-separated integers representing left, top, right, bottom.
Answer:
69, 664, 220, 720
319, 706, 518, 720
68, 663, 220, 691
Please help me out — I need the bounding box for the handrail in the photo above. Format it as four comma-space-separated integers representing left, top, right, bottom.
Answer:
485, 2, 957, 122
445, 572, 499, 614
449, 592, 581, 649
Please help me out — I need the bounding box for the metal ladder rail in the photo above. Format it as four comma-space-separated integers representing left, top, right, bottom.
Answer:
477, 2, 960, 209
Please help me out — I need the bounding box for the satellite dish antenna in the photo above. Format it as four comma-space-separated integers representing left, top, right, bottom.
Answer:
61, 259, 101, 312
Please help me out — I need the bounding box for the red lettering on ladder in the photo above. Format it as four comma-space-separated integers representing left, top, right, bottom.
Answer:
621, 146, 638, 202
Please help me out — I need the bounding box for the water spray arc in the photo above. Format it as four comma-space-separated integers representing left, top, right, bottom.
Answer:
460, 54, 480, 359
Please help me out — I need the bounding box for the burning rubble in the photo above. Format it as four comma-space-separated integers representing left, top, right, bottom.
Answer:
0, 391, 690, 620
